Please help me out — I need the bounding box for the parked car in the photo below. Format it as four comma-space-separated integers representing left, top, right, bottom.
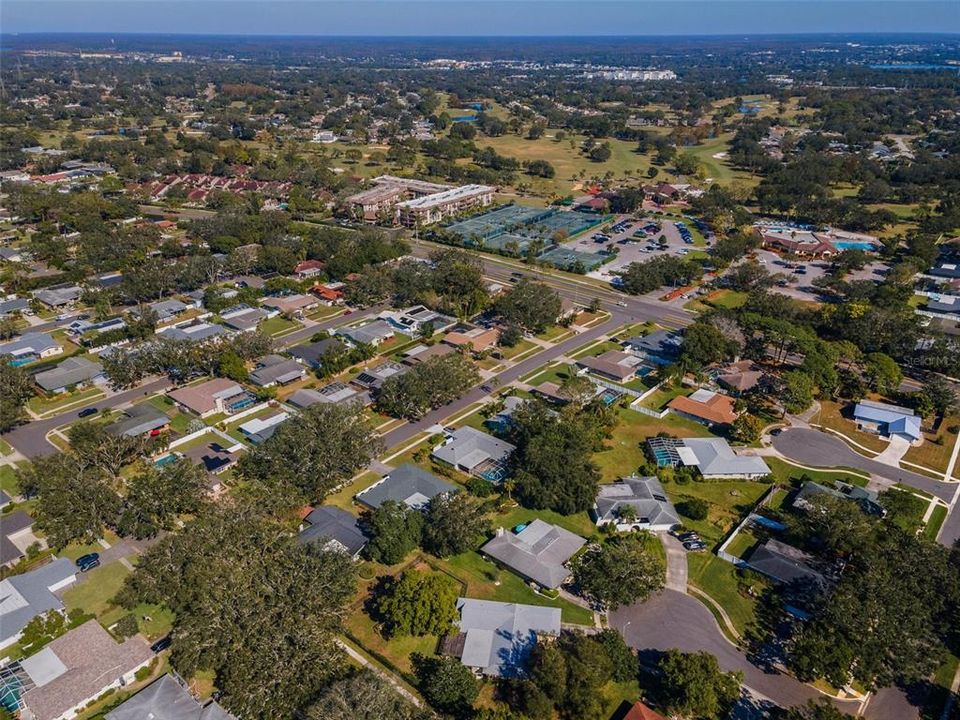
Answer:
78, 407, 98, 418
683, 541, 706, 552
677, 532, 701, 542
75, 553, 100, 572
150, 636, 172, 653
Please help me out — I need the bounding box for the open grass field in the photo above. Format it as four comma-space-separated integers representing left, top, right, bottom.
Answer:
62, 560, 131, 618
681, 133, 760, 187
593, 406, 713, 482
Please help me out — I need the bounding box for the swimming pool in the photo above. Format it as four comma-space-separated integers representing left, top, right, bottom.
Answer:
154, 452, 179, 467
832, 241, 877, 252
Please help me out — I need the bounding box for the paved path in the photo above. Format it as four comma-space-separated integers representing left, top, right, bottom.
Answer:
660, 534, 688, 593
872, 435, 911, 467
610, 590, 861, 713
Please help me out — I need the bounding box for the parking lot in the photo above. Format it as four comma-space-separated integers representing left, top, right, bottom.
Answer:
559, 213, 713, 283
752, 248, 889, 303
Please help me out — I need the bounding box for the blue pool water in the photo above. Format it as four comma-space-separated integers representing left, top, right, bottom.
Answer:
154, 453, 178, 467
833, 241, 877, 252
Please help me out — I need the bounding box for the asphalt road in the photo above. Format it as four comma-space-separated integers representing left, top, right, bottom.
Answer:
610, 590, 862, 714
772, 428, 955, 503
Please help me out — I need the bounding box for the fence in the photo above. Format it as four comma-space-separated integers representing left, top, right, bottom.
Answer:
715, 484, 780, 566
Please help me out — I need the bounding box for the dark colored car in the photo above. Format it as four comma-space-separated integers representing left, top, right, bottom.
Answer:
78, 407, 98, 418
75, 553, 101, 572
150, 636, 172, 653
480, 384, 492, 393
683, 541, 706, 552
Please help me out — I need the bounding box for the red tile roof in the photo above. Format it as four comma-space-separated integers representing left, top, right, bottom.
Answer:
624, 701, 668, 720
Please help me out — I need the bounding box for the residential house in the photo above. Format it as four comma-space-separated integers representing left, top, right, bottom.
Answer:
647, 437, 771, 479
33, 357, 103, 394
288, 382, 371, 409
219, 304, 269, 332
106, 404, 170, 438
17, 620, 153, 720
793, 481, 884, 516
445, 599, 560, 677
0, 297, 30, 316
592, 476, 680, 532
181, 441, 241, 474
32, 285, 82, 309
382, 305, 456, 335
432, 426, 516, 481
356, 464, 457, 510
667, 389, 738, 426
0, 333, 63, 365
297, 506, 367, 558
104, 673, 237, 720
925, 295, 960, 317
168, 378, 254, 418
354, 360, 407, 390
0, 511, 44, 568
287, 337, 346, 370
0, 557, 77, 648
532, 381, 572, 405
401, 342, 456, 366
293, 259, 325, 279
260, 293, 318, 317
852, 399, 922, 442
310, 284, 345, 305
714, 361, 763, 395
133, 299, 190, 324
443, 326, 500, 354
231, 275, 266, 291
480, 520, 586, 590
337, 319, 396, 347
623, 702, 668, 720
158, 322, 228, 343
576, 350, 643, 383
484, 395, 526, 433
745, 539, 827, 587
237, 412, 288, 444
623, 330, 683, 366
248, 354, 305, 387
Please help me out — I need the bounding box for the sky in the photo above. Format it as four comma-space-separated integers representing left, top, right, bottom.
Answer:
1, 1, 958, 37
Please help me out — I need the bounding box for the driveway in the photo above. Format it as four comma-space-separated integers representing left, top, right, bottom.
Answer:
772, 428, 955, 504
873, 435, 912, 467
660, 534, 688, 593
610, 590, 862, 713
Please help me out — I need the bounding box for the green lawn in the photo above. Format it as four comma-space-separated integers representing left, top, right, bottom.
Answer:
261, 316, 300, 336
62, 560, 131, 618
495, 338, 538, 361
526, 363, 578, 388
764, 457, 870, 488
923, 504, 948, 541
535, 325, 573, 343
668, 479, 769, 544
0, 465, 20, 496
687, 553, 761, 637
27, 386, 105, 415
593, 407, 714, 482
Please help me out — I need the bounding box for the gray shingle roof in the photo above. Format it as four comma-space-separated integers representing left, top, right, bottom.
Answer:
105, 674, 237, 720
248, 355, 304, 386
356, 464, 456, 510
746, 539, 826, 587
34, 357, 102, 392
431, 426, 516, 473
106, 404, 170, 437
298, 506, 367, 557
287, 338, 345, 367
594, 476, 680, 529
0, 510, 34, 566
0, 558, 76, 646
455, 598, 560, 677
0, 332, 60, 358
480, 520, 586, 589
680, 438, 771, 477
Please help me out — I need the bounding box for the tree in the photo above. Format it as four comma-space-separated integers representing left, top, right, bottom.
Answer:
730, 414, 764, 444
364, 500, 424, 565
677, 498, 710, 521
558, 374, 598, 408
376, 353, 480, 420
572, 534, 665, 609
20, 455, 121, 548
304, 669, 420, 720
595, 628, 638, 682
863, 352, 901, 395
217, 350, 249, 382
238, 402, 383, 502
511, 401, 604, 515
674, 152, 701, 176
0, 360, 32, 432
117, 506, 356, 720
525, 633, 615, 720
68, 421, 147, 480
781, 699, 847, 720
789, 530, 959, 690
374, 570, 460, 637
493, 279, 562, 334
787, 493, 875, 558
781, 371, 815, 414
412, 653, 479, 717
589, 143, 612, 162
681, 322, 735, 368
921, 375, 957, 417
422, 492, 489, 558
116, 460, 208, 539
658, 650, 743, 720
